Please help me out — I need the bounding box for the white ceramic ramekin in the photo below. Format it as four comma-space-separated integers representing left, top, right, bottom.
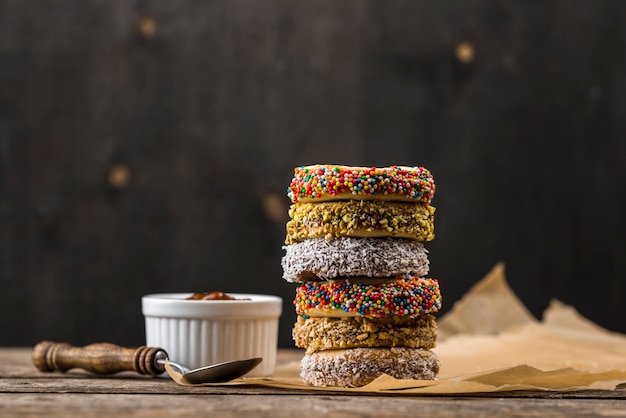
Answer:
142, 293, 282, 377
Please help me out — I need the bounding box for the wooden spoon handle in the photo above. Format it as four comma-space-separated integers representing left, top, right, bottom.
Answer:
32, 341, 166, 376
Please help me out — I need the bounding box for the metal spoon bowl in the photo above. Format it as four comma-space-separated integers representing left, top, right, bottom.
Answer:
155, 351, 262, 383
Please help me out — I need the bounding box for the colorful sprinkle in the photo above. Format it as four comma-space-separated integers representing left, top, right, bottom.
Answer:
293, 275, 442, 319
286, 165, 436, 204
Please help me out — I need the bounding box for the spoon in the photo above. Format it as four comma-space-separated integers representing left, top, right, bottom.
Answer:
32, 341, 262, 384
154, 350, 262, 383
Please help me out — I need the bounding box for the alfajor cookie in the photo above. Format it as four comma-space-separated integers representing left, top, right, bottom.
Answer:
285, 200, 435, 244
300, 347, 441, 388
287, 165, 435, 204
281, 237, 430, 282
292, 314, 437, 354
294, 276, 442, 319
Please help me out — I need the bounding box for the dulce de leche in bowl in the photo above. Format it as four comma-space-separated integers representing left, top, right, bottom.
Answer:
141, 292, 282, 377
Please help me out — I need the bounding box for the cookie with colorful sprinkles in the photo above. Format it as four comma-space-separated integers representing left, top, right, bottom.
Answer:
293, 276, 442, 319
287, 164, 436, 204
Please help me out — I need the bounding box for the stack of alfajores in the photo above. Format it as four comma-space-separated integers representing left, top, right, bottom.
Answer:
281, 164, 443, 388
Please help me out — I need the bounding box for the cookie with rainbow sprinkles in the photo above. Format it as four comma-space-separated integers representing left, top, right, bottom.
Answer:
287, 164, 436, 204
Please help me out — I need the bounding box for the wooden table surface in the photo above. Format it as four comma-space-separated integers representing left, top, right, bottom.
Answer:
2, 347, 626, 417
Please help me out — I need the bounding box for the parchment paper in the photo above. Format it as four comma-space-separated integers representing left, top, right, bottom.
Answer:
167, 263, 626, 394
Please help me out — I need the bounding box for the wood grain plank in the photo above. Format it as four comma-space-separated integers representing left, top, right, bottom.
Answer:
3, 393, 626, 418
1, 348, 625, 399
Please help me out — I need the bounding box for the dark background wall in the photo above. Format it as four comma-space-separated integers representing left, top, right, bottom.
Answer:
1, 0, 625, 348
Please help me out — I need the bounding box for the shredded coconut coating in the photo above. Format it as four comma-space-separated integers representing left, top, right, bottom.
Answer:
285, 200, 435, 244
300, 347, 440, 387
282, 237, 429, 282
293, 315, 437, 354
